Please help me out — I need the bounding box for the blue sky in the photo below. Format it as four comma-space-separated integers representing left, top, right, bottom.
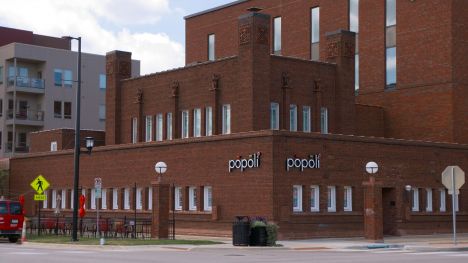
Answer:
0, 0, 235, 74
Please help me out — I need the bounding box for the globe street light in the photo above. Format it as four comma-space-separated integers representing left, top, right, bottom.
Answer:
155, 161, 167, 182
365, 161, 379, 174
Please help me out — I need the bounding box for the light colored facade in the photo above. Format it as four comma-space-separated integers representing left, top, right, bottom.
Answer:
0, 42, 140, 157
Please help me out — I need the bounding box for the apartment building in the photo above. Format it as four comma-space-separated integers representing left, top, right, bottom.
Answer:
0, 26, 140, 157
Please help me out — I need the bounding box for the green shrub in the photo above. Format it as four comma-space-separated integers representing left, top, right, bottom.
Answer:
250, 220, 267, 228
266, 223, 278, 246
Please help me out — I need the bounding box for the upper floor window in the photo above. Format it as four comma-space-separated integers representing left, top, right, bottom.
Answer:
181, 110, 189, 138
99, 105, 106, 121
156, 114, 163, 141
54, 69, 62, 86
132, 117, 138, 143
386, 0, 396, 27
145, 115, 153, 142
222, 104, 231, 134
303, 106, 311, 132
194, 108, 201, 137
64, 102, 72, 119
99, 74, 106, 89
311, 7, 320, 61
205, 107, 213, 136
386, 0, 397, 88
208, 34, 215, 61
54, 69, 73, 87
273, 17, 282, 55
0, 66, 3, 84
349, 0, 359, 33
320, 107, 328, 134
50, 141, 57, 152
270, 102, 279, 130
54, 101, 62, 118
289, 104, 297, 131
166, 112, 173, 140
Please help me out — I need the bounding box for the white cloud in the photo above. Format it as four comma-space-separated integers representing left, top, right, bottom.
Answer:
0, 0, 184, 74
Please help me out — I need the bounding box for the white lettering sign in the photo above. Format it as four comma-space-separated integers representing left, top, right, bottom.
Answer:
286, 154, 321, 171
228, 152, 261, 172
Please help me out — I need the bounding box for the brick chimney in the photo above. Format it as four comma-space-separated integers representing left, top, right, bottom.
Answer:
105, 50, 132, 145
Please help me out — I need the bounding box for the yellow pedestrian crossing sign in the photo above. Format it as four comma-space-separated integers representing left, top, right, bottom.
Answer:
30, 175, 50, 194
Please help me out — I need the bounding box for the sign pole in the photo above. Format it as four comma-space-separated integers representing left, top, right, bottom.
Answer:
451, 167, 457, 246
97, 196, 99, 240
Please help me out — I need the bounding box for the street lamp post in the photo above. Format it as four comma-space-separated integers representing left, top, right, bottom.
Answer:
63, 36, 82, 242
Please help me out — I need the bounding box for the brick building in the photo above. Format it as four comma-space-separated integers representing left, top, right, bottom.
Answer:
8, 1, 468, 239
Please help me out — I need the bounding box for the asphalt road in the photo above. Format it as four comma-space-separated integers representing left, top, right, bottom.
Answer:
0, 242, 468, 263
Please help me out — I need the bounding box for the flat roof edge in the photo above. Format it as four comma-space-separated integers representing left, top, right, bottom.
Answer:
184, 0, 249, 20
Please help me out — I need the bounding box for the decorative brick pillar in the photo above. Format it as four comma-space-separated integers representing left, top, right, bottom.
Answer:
151, 181, 170, 239
363, 176, 383, 241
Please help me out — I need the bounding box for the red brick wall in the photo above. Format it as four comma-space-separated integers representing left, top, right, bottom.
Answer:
355, 104, 384, 137
0, 26, 70, 50
30, 129, 105, 153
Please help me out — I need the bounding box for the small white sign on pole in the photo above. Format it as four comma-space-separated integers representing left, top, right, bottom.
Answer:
94, 178, 102, 199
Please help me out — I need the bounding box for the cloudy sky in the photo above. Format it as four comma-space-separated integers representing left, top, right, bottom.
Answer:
0, 0, 233, 75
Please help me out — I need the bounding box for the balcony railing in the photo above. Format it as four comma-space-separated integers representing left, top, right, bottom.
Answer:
7, 76, 45, 89
7, 109, 45, 121
5, 142, 29, 153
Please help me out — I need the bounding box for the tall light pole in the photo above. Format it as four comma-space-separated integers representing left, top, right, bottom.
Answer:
63, 36, 82, 241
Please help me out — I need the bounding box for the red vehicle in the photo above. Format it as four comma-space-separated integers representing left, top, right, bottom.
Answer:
0, 200, 24, 243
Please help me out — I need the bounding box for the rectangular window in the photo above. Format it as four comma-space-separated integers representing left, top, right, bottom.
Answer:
132, 117, 138, 143
99, 105, 106, 120
386, 47, 396, 86
148, 187, 153, 210
273, 17, 282, 55
189, 186, 197, 211
440, 188, 446, 212
327, 186, 336, 212
61, 189, 66, 209
0, 66, 3, 84
208, 34, 215, 61
289, 104, 297, 131
270, 102, 279, 130
303, 106, 311, 132
193, 108, 201, 137
54, 69, 62, 86
205, 107, 213, 136
181, 110, 189, 138
349, 0, 359, 33
293, 185, 303, 212
386, 0, 396, 88
64, 102, 72, 119
112, 189, 119, 210
311, 7, 320, 61
344, 186, 353, 212
412, 188, 419, 212
310, 185, 320, 212
81, 189, 87, 209
386, 0, 396, 27
101, 189, 107, 210
174, 187, 182, 211
320, 107, 328, 134
355, 54, 359, 92
145, 116, 152, 142
222, 104, 231, 134
426, 188, 433, 212
204, 186, 212, 212
50, 141, 57, 152
124, 188, 130, 210
70, 189, 74, 209
43, 190, 48, 209
156, 114, 163, 141
99, 74, 106, 89
91, 189, 96, 210
63, 70, 73, 87
166, 113, 173, 140
136, 188, 143, 210
54, 101, 62, 118
52, 189, 57, 209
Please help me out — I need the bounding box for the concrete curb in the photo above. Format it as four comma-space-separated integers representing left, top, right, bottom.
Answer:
403, 245, 468, 252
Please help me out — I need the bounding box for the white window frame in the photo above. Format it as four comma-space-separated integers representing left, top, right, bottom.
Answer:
412, 188, 419, 212
99, 105, 106, 120
174, 187, 182, 211
70, 189, 74, 209
310, 185, 320, 212
208, 34, 215, 61
145, 115, 153, 142
205, 107, 213, 136
136, 188, 143, 210
50, 141, 57, 152
112, 188, 119, 210
52, 189, 57, 209
270, 102, 279, 130
222, 104, 231, 134
156, 113, 163, 141
43, 190, 48, 209
166, 113, 173, 140
426, 188, 432, 212
181, 110, 189, 138
132, 117, 138, 143
148, 187, 153, 210
193, 108, 201, 137
61, 189, 66, 209
303, 106, 311, 132
320, 107, 328, 134
91, 189, 96, 210
204, 186, 212, 212
293, 185, 303, 212
311, 7, 320, 61
344, 186, 353, 212
327, 186, 336, 212
439, 188, 446, 212
189, 186, 197, 211
289, 104, 297, 131
124, 188, 130, 210
101, 189, 107, 210
273, 16, 282, 54
99, 74, 106, 89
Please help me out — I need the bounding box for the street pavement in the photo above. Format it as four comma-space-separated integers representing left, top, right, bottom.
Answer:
0, 234, 467, 263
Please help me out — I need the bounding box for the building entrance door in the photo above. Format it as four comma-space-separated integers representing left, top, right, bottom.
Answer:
382, 187, 397, 236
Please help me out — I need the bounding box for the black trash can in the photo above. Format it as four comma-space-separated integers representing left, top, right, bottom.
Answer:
232, 216, 250, 246
250, 226, 267, 246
